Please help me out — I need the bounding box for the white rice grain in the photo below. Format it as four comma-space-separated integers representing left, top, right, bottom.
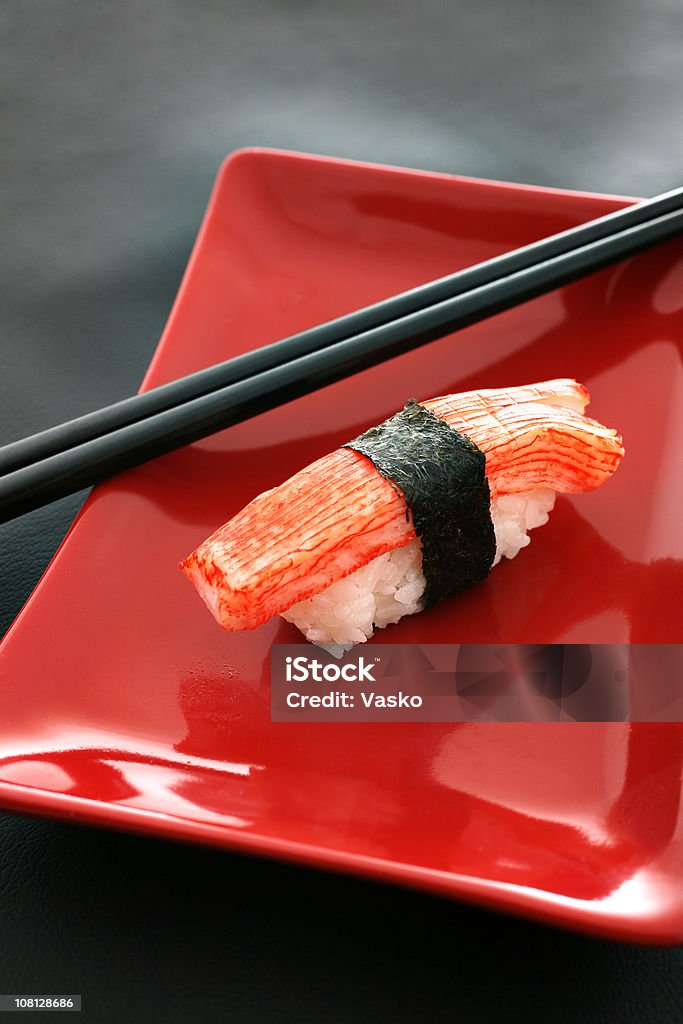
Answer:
282, 488, 556, 654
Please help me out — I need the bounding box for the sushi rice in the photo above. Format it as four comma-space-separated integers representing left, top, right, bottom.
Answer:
282, 488, 555, 656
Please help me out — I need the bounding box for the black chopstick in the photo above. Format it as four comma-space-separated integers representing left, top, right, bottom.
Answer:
2, 183, 683, 481
1, 200, 682, 524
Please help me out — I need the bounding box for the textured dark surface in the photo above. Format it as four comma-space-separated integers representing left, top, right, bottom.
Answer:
2, 1, 683, 1020
345, 401, 495, 606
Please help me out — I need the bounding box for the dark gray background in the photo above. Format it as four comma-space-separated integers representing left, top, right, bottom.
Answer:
2, 2, 682, 1020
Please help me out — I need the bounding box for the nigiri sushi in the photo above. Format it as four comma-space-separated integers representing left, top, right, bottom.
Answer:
180, 380, 624, 654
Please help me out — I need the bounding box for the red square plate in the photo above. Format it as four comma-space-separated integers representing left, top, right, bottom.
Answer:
1, 149, 682, 943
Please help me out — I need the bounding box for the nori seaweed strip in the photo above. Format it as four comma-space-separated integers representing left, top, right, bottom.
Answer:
343, 400, 496, 607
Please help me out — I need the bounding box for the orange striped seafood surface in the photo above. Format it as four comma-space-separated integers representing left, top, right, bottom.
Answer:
180, 380, 623, 632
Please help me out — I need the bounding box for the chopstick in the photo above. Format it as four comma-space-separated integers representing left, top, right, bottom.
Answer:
2, 183, 683, 479
1, 193, 682, 523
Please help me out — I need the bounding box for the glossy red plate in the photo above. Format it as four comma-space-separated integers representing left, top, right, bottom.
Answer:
1, 150, 682, 943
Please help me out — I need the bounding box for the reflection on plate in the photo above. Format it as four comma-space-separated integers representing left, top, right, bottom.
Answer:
1, 149, 682, 943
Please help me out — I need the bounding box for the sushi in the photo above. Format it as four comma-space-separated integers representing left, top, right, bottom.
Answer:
180, 379, 624, 654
